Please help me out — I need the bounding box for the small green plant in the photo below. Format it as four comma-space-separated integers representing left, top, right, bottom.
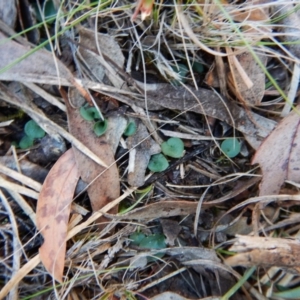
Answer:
192, 61, 204, 73
80, 106, 101, 121
33, 0, 57, 24
148, 153, 169, 172
171, 63, 189, 86
19, 120, 46, 149
123, 121, 137, 136
129, 232, 166, 261
80, 105, 108, 137
93, 120, 108, 136
19, 135, 34, 149
161, 137, 184, 158
220, 138, 241, 158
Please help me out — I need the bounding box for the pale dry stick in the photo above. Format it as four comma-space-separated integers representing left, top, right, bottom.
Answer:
174, 3, 198, 90
211, 194, 300, 248
227, 47, 254, 89
5, 189, 36, 225
281, 62, 300, 117
0, 188, 135, 299
37, 1, 63, 88
136, 267, 187, 293
22, 82, 66, 112
160, 129, 224, 141
193, 171, 259, 236
11, 147, 22, 178
0, 176, 39, 199
130, 18, 155, 110
0, 83, 108, 168
0, 190, 21, 300
0, 163, 42, 192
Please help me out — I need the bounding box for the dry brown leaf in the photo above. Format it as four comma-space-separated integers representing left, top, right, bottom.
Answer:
225, 235, 300, 273
0, 32, 71, 82
252, 107, 300, 195
66, 88, 120, 221
228, 50, 268, 106
36, 148, 79, 282
277, 4, 300, 58
160, 219, 181, 246
0, 31, 90, 102
231, 6, 269, 22
78, 27, 126, 89
0, 0, 17, 28
145, 83, 276, 149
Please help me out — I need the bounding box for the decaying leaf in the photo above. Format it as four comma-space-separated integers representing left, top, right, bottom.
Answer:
106, 113, 127, 154
0, 0, 17, 28
37, 148, 79, 282
66, 88, 120, 221
0, 32, 71, 83
127, 120, 160, 187
0, 31, 91, 103
225, 235, 300, 273
252, 106, 300, 195
231, 5, 269, 22
78, 27, 126, 89
228, 50, 268, 106
166, 247, 221, 273
143, 83, 276, 149
277, 4, 300, 58
160, 219, 181, 246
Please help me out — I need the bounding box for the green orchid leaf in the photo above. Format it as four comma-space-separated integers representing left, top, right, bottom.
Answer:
80, 106, 101, 121
148, 153, 169, 172
24, 120, 45, 139
129, 232, 146, 245
124, 121, 137, 136
221, 138, 241, 158
19, 135, 34, 149
139, 233, 166, 249
93, 119, 108, 136
171, 63, 189, 86
161, 137, 184, 158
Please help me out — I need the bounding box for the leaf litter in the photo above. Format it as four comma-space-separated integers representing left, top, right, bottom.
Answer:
1, 1, 300, 299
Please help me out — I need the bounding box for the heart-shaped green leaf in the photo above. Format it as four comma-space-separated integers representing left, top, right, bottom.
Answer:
161, 137, 184, 158
221, 138, 241, 158
24, 120, 45, 139
148, 153, 169, 172
19, 135, 34, 149
129, 232, 146, 245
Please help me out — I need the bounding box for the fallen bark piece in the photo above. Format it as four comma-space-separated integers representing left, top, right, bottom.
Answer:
225, 235, 300, 273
